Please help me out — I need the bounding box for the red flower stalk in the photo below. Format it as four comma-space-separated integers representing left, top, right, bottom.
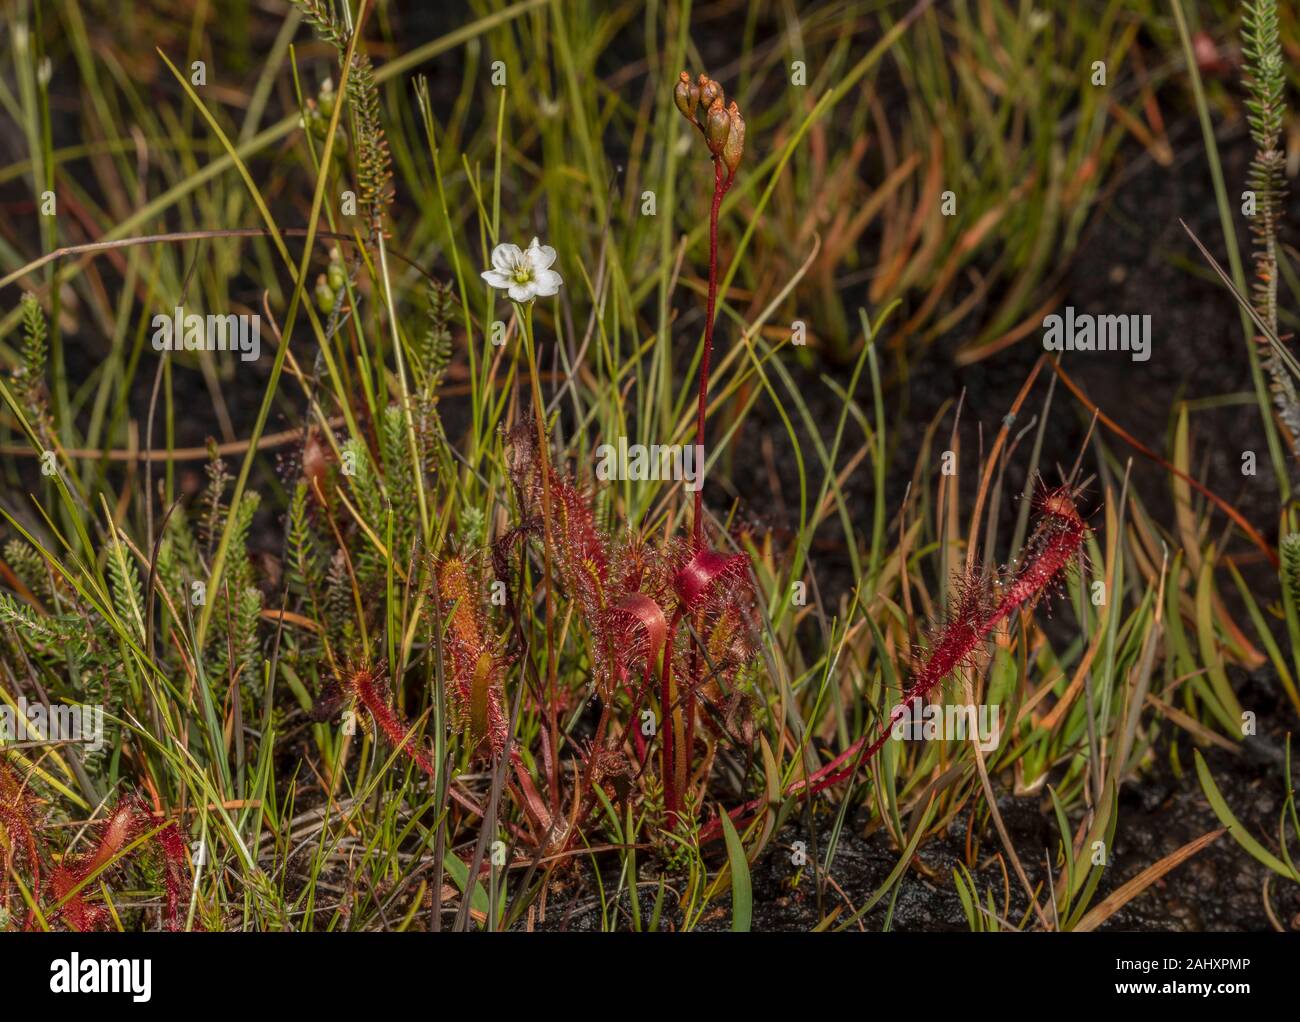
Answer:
49, 793, 192, 932
674, 71, 745, 545
669, 73, 756, 828
694, 155, 730, 544
437, 557, 509, 757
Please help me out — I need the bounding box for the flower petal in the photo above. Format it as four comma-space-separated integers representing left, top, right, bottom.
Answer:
508, 282, 536, 302
481, 269, 513, 289
527, 237, 558, 271
532, 269, 562, 297
490, 244, 522, 272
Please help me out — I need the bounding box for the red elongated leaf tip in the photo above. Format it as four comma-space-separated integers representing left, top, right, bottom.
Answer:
345, 661, 440, 777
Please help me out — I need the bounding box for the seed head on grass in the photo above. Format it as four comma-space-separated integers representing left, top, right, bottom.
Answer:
1240, 0, 1300, 439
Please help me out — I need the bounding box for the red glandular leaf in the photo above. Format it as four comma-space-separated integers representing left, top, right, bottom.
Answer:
345, 661, 439, 776
673, 547, 748, 612
437, 558, 509, 757
505, 425, 638, 695
49, 793, 194, 932
608, 592, 669, 690
0, 758, 43, 924
786, 490, 1088, 803
505, 424, 610, 607
992, 486, 1089, 622
50, 864, 108, 932
673, 544, 758, 701
883, 487, 1087, 730
149, 812, 191, 932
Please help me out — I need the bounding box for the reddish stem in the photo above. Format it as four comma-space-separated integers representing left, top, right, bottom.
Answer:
660, 610, 683, 826
693, 157, 730, 544
683, 639, 698, 809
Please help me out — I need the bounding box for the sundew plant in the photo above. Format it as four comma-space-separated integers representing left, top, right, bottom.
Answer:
1, 0, 1299, 940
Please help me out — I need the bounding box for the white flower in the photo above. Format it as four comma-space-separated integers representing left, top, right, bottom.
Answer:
480, 237, 562, 303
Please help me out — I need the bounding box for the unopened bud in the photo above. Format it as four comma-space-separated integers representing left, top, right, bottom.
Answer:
315, 273, 335, 312
705, 97, 730, 156
698, 73, 723, 111
318, 77, 336, 117
674, 70, 698, 120
722, 101, 745, 173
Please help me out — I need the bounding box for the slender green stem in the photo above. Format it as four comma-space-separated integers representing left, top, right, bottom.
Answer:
521, 302, 561, 814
